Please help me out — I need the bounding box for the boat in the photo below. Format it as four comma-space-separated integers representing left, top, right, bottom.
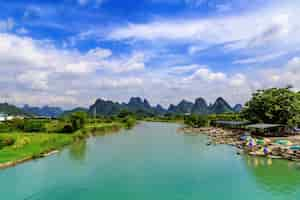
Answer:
289, 145, 300, 151
267, 155, 282, 159
249, 151, 265, 157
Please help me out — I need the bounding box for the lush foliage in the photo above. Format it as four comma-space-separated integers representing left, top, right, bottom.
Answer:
242, 87, 300, 126
69, 111, 88, 131
0, 113, 136, 164
184, 115, 209, 128
23, 120, 47, 132
208, 113, 243, 121
0, 134, 73, 163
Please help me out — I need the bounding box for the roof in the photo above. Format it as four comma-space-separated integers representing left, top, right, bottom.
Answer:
246, 124, 284, 129
215, 120, 249, 126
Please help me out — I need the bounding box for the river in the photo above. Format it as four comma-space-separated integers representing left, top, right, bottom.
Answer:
1, 122, 300, 200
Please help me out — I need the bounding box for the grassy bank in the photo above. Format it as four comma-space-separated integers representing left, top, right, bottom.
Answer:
0, 121, 130, 166
0, 133, 73, 164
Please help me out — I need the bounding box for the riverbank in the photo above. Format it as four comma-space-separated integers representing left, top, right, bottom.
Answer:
180, 126, 300, 162
0, 122, 127, 169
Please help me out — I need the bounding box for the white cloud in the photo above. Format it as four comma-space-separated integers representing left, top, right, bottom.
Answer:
96, 77, 143, 89
17, 70, 49, 90
168, 64, 205, 74
188, 45, 208, 55
0, 32, 148, 107
184, 67, 227, 82
233, 51, 287, 64
229, 73, 247, 87
0, 33, 145, 75
108, 4, 300, 53
99, 52, 146, 73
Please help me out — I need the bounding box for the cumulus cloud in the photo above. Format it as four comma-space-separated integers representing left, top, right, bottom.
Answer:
1, 2, 300, 108
260, 57, 300, 90
0, 31, 148, 107
96, 77, 143, 89
184, 67, 227, 82
17, 70, 50, 90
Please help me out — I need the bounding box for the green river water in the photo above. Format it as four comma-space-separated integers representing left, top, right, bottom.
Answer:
1, 122, 300, 200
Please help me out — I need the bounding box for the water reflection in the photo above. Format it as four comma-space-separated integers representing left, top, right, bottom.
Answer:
244, 156, 300, 195
69, 140, 87, 162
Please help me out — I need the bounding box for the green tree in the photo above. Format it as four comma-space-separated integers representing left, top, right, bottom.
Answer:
117, 109, 134, 118
242, 87, 300, 126
23, 120, 46, 132
69, 111, 88, 131
122, 116, 137, 129
184, 115, 209, 128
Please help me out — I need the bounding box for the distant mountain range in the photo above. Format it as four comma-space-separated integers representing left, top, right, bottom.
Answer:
60, 107, 88, 117
89, 97, 242, 116
0, 103, 29, 116
0, 97, 242, 117
22, 105, 64, 117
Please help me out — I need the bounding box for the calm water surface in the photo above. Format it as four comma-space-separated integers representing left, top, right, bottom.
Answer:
1, 122, 300, 200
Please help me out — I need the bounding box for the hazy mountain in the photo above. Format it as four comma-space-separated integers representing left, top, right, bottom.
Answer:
22, 105, 64, 117
60, 107, 88, 117
191, 98, 209, 114
89, 97, 161, 116
89, 99, 122, 116
0, 103, 29, 116
168, 100, 194, 114
126, 97, 153, 113
89, 97, 238, 116
233, 104, 243, 112
154, 104, 167, 115
209, 97, 234, 114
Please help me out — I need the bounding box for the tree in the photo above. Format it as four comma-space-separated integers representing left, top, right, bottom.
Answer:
117, 109, 134, 118
69, 111, 88, 131
242, 87, 300, 126
184, 115, 209, 128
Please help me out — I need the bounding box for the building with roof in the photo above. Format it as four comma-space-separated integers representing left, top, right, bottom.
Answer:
0, 113, 8, 122
246, 123, 286, 136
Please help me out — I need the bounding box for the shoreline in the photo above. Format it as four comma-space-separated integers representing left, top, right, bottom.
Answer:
0, 150, 59, 170
0, 122, 127, 170
180, 126, 300, 162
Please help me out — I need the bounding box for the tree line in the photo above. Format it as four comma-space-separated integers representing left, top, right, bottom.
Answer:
184, 87, 300, 128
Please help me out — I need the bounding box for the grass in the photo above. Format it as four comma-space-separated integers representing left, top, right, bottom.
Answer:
0, 133, 73, 163
0, 122, 127, 164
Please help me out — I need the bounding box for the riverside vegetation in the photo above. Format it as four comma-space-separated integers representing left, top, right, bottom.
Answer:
183, 87, 300, 161
0, 110, 137, 168
1, 87, 299, 167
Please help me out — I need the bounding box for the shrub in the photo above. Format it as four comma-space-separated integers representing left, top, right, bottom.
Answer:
0, 137, 15, 149
23, 120, 46, 132
0, 123, 11, 133
184, 115, 209, 128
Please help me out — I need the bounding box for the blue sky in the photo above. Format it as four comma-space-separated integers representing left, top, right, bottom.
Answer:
0, 0, 300, 108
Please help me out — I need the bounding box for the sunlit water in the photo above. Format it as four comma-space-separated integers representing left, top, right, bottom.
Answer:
1, 122, 300, 200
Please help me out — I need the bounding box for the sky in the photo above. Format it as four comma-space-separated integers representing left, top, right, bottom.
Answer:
1, 0, 300, 109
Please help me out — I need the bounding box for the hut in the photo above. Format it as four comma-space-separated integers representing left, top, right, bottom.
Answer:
214, 120, 250, 129
245, 124, 286, 137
